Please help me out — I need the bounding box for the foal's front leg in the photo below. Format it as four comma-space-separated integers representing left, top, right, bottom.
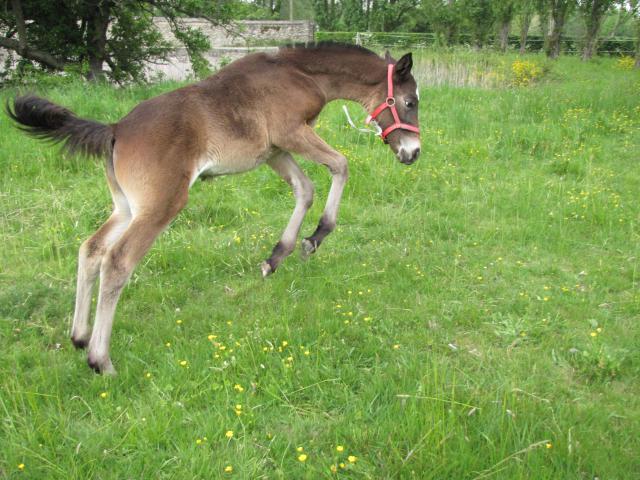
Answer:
262, 151, 314, 276
278, 126, 348, 258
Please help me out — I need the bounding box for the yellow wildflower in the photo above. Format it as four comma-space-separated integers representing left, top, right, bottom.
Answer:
348, 455, 357, 463
298, 454, 308, 462
225, 430, 234, 438
100, 392, 108, 399
224, 465, 233, 473
336, 445, 344, 452
18, 464, 25, 471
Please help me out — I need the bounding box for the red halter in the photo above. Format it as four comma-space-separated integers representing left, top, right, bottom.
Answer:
365, 63, 420, 142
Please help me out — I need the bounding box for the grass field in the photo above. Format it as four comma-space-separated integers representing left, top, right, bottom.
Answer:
1, 53, 639, 479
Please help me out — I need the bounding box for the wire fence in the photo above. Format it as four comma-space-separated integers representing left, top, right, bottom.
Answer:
316, 31, 637, 56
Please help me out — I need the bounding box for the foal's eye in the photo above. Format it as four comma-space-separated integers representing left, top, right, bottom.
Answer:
405, 99, 416, 109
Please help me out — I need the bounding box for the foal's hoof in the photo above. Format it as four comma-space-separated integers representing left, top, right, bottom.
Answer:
301, 238, 317, 259
87, 356, 117, 376
261, 261, 273, 278
71, 336, 89, 350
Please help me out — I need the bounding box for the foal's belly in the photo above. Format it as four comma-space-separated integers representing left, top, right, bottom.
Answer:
191, 145, 277, 186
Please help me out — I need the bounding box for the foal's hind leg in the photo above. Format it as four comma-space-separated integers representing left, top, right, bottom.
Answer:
261, 152, 314, 276
70, 211, 130, 348
71, 186, 131, 348
86, 188, 188, 374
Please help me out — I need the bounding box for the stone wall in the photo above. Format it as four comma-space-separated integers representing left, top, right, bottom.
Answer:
151, 19, 315, 79
154, 19, 315, 47
1, 19, 315, 81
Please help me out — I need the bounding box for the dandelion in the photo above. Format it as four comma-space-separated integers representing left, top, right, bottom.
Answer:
145, 372, 152, 379
296, 446, 304, 452
304, 350, 310, 356
298, 454, 308, 462
208, 334, 217, 341
225, 430, 234, 439
330, 464, 338, 473
176, 319, 183, 325
196, 438, 203, 445
234, 384, 244, 392
348, 455, 357, 463
546, 442, 553, 449
179, 360, 188, 367
393, 344, 400, 350
336, 445, 344, 452
339, 462, 346, 469
100, 392, 108, 399
18, 463, 25, 471
281, 340, 288, 347
590, 331, 597, 337
165, 342, 171, 347
596, 327, 602, 333
224, 465, 233, 473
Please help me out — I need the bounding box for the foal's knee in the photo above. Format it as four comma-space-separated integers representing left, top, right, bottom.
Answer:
299, 177, 314, 209
329, 155, 349, 179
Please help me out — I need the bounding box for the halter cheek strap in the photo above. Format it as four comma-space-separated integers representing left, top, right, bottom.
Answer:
365, 63, 420, 142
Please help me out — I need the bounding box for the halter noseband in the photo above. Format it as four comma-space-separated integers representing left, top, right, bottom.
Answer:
365, 63, 420, 142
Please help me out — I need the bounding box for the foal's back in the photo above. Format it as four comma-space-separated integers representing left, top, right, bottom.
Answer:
115, 51, 324, 166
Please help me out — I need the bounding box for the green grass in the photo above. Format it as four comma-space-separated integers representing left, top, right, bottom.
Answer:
1, 54, 639, 479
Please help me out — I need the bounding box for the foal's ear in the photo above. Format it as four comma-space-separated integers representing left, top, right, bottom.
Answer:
395, 53, 413, 80
384, 50, 393, 64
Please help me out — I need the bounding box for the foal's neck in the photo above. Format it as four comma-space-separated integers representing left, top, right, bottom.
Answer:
287, 48, 387, 111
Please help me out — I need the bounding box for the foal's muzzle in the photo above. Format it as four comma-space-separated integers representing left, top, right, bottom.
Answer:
399, 147, 420, 165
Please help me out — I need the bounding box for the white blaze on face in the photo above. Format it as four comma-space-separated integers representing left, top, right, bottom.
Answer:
416, 85, 420, 100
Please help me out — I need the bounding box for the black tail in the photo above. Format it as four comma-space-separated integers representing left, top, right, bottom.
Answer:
6, 95, 114, 158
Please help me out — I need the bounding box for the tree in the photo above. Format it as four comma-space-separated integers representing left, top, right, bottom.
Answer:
578, 0, 616, 60
631, 0, 640, 67
0, 0, 238, 82
462, 0, 496, 48
517, 0, 537, 53
494, 0, 517, 51
544, 0, 576, 58
419, 0, 462, 46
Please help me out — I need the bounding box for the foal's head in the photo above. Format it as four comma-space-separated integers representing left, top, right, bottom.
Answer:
368, 52, 421, 165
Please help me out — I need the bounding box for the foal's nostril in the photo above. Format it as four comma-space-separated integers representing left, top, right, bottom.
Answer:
412, 148, 421, 161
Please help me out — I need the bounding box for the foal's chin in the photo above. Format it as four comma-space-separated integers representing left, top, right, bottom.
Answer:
391, 135, 421, 165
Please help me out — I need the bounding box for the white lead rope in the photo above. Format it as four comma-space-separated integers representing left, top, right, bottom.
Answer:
342, 105, 382, 136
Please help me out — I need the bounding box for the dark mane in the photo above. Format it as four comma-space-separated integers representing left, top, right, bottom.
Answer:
281, 41, 378, 57
277, 41, 384, 84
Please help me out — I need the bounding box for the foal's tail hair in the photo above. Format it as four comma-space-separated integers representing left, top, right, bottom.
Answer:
6, 95, 114, 158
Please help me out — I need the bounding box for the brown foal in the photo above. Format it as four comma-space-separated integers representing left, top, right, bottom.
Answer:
8, 43, 421, 374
